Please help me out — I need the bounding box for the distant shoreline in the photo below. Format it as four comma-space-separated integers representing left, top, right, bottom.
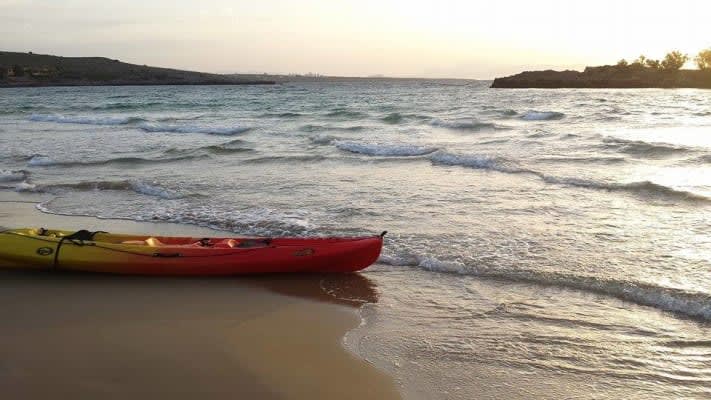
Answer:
0, 80, 274, 88
1, 51, 276, 87
491, 66, 711, 89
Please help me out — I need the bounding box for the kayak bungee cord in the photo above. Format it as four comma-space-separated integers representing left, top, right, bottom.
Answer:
0, 229, 282, 260
51, 230, 106, 269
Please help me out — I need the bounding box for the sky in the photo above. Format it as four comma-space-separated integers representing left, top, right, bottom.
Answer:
1, 0, 710, 79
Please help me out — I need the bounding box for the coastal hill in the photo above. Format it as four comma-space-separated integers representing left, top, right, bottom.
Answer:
0, 51, 274, 87
491, 66, 711, 89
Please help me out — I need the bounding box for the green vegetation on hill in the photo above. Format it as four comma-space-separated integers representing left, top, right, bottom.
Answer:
0, 51, 274, 87
492, 49, 711, 89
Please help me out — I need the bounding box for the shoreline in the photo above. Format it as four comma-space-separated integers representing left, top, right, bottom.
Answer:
0, 191, 401, 399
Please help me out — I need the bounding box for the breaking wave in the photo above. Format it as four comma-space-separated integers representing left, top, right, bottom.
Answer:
692, 154, 711, 164
335, 141, 439, 157
26, 153, 206, 168
381, 112, 429, 124
299, 124, 365, 133
521, 111, 565, 121
0, 169, 29, 182
325, 109, 367, 118
429, 151, 711, 203
537, 155, 627, 164
28, 114, 250, 135
138, 123, 251, 135
541, 177, 711, 203
241, 155, 329, 164
601, 137, 691, 157
17, 180, 187, 200
88, 102, 163, 111
164, 140, 253, 156
308, 134, 337, 145
429, 152, 525, 174
260, 112, 303, 118
430, 118, 497, 131
379, 253, 711, 321
29, 113, 145, 125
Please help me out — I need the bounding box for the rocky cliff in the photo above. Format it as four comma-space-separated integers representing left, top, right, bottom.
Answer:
491, 66, 711, 88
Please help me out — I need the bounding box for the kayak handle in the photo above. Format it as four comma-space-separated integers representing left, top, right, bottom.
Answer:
380, 231, 387, 238
152, 252, 182, 258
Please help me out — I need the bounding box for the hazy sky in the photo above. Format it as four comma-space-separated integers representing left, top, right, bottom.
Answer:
2, 0, 710, 78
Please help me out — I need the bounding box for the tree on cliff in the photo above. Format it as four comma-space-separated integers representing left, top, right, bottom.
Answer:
695, 49, 711, 70
616, 59, 629, 68
645, 59, 661, 69
629, 55, 647, 70
661, 51, 689, 71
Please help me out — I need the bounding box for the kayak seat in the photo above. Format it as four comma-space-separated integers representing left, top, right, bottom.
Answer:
121, 237, 165, 247
213, 239, 238, 248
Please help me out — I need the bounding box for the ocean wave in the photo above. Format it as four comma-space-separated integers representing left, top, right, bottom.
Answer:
380, 112, 429, 124
541, 177, 711, 203
601, 137, 690, 157
521, 111, 565, 121
430, 118, 497, 131
692, 154, 711, 164
138, 123, 251, 135
89, 101, 163, 111
26, 153, 207, 168
378, 254, 711, 321
29, 114, 145, 126
325, 109, 367, 118
18, 179, 186, 200
335, 141, 439, 157
164, 140, 253, 156
299, 124, 365, 133
260, 112, 303, 118
382, 113, 405, 124
537, 155, 627, 164
241, 155, 328, 164
429, 151, 525, 174
308, 135, 337, 145
0, 169, 29, 182
429, 151, 710, 203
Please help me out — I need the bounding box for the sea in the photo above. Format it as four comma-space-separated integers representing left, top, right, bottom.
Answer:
1, 81, 710, 399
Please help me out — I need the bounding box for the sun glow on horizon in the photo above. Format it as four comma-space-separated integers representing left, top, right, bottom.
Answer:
1, 0, 710, 78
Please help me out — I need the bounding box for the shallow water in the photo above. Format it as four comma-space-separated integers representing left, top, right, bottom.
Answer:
1, 82, 710, 398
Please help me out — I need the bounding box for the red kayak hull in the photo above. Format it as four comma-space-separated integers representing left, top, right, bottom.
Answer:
0, 229, 384, 276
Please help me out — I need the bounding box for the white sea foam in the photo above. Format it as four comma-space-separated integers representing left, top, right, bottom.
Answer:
16, 179, 184, 200
14, 181, 37, 192
336, 141, 439, 157
429, 151, 523, 173
138, 123, 250, 135
29, 113, 143, 125
27, 155, 56, 166
129, 181, 183, 200
429, 151, 710, 202
0, 170, 27, 182
520, 111, 565, 121
309, 134, 337, 145
379, 253, 711, 321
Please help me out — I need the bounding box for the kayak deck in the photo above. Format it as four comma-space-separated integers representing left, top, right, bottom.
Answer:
0, 228, 385, 275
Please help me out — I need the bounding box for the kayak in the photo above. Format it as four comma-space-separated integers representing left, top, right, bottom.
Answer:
0, 228, 386, 275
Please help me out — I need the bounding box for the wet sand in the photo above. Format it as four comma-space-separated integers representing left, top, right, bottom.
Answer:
0, 192, 400, 399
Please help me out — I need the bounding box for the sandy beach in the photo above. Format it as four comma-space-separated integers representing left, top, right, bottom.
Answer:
0, 192, 400, 399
